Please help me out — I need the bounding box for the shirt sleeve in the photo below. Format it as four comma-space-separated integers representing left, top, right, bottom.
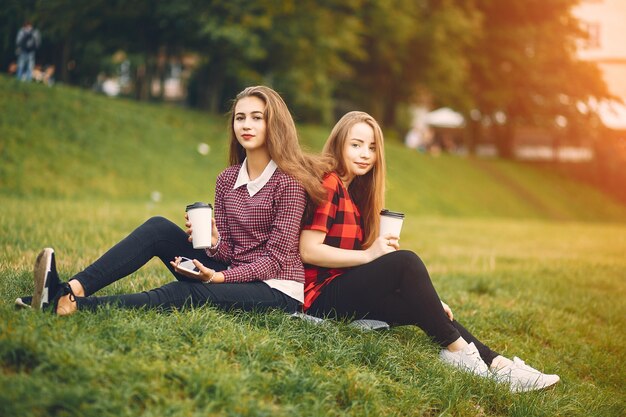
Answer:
221, 177, 306, 283
206, 172, 234, 263
303, 174, 340, 234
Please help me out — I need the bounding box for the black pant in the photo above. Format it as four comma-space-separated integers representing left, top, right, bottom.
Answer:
72, 216, 300, 313
308, 250, 499, 366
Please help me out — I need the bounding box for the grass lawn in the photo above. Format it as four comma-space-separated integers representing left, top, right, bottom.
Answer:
1, 77, 625, 416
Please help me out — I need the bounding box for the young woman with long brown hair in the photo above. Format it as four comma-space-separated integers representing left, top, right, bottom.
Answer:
299, 111, 560, 393
19, 86, 326, 316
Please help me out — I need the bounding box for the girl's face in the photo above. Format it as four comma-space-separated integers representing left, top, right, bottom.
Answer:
233, 96, 268, 154
342, 122, 377, 184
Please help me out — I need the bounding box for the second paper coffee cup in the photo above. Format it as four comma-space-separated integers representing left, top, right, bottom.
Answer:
379, 209, 405, 238
186, 202, 213, 249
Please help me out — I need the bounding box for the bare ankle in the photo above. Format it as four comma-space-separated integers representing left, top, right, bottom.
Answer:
446, 337, 469, 353
69, 279, 85, 297
490, 355, 512, 370
56, 294, 77, 316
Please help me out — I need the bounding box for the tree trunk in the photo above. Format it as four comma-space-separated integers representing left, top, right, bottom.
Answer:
206, 68, 224, 113
135, 62, 148, 101
155, 46, 168, 101
552, 131, 561, 163
60, 38, 71, 84
465, 118, 480, 155
145, 55, 155, 101
495, 122, 515, 159
193, 66, 211, 109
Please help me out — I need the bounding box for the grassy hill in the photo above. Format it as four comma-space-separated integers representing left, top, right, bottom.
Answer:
1, 76, 625, 417
1, 75, 625, 222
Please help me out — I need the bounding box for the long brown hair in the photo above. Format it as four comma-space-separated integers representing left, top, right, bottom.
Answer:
322, 111, 386, 248
227, 86, 327, 205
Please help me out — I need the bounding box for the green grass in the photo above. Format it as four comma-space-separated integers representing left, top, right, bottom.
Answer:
1, 76, 625, 416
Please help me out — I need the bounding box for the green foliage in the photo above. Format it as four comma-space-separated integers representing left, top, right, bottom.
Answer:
464, 0, 611, 156
263, 0, 364, 124
0, 0, 610, 148
338, 0, 480, 128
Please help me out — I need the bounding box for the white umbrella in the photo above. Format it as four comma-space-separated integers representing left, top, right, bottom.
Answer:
426, 107, 465, 128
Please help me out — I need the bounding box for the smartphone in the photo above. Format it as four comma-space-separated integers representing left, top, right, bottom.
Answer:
178, 257, 201, 275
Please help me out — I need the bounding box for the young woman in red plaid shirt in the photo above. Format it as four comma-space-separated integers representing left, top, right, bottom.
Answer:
299, 111, 560, 393
20, 86, 327, 316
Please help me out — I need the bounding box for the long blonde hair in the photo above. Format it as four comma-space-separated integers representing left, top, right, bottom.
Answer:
322, 111, 386, 248
227, 86, 327, 205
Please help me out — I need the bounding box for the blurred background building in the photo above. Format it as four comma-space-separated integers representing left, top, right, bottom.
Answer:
574, 0, 626, 129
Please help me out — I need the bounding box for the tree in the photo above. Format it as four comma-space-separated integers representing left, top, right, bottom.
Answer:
188, 0, 274, 111
32, 0, 111, 85
262, 0, 364, 123
188, 0, 364, 122
334, 0, 479, 131
464, 0, 611, 157
90, 0, 202, 101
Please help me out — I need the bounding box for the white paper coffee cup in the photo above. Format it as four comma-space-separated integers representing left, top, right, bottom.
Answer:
379, 209, 405, 238
186, 202, 213, 249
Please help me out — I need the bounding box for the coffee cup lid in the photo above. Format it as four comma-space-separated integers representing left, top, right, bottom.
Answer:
380, 209, 405, 219
186, 202, 213, 211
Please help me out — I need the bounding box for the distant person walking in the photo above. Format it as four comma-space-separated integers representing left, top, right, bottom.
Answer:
15, 21, 41, 82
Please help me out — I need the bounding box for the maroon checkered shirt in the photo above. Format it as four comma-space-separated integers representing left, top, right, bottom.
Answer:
302, 172, 363, 310
209, 164, 307, 283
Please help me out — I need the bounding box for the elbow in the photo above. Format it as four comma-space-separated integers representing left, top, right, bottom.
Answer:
299, 245, 314, 264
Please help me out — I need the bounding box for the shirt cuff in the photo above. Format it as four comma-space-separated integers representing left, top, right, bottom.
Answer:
204, 236, 221, 257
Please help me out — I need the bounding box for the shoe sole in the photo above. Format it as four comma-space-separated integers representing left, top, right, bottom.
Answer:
14, 297, 32, 309
31, 248, 53, 310
512, 375, 560, 393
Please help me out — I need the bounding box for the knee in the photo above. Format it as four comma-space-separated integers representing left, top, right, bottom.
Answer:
153, 281, 195, 304
143, 216, 180, 237
390, 250, 422, 265
388, 250, 428, 275
145, 216, 175, 230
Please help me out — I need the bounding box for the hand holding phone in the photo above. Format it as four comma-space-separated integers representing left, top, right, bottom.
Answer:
171, 256, 221, 283
177, 257, 201, 275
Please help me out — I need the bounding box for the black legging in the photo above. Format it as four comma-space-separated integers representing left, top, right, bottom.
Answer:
308, 250, 500, 366
71, 216, 300, 313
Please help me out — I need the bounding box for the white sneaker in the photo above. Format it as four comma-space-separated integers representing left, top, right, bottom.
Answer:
350, 319, 390, 331
440, 342, 490, 377
493, 357, 560, 393
290, 312, 326, 325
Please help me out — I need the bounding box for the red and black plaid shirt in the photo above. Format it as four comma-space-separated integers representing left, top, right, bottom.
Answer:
302, 172, 363, 310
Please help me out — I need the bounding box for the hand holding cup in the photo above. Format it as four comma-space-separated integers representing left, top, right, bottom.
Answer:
186, 202, 213, 249
379, 209, 405, 245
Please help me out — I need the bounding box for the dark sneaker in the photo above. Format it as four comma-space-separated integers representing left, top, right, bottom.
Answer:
14, 296, 33, 309
44, 282, 76, 315
31, 248, 61, 310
